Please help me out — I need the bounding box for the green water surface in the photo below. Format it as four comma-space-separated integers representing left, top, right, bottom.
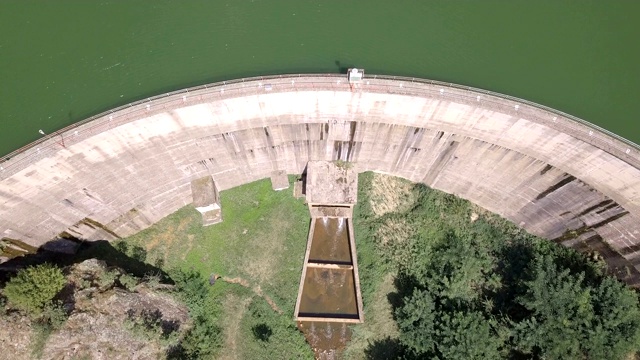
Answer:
1, 0, 638, 156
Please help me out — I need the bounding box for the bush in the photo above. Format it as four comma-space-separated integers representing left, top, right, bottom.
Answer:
166, 268, 222, 359
173, 312, 221, 359
98, 269, 119, 290
125, 308, 180, 345
169, 269, 209, 310
143, 272, 163, 289
119, 274, 138, 291
2, 263, 66, 315
40, 301, 68, 329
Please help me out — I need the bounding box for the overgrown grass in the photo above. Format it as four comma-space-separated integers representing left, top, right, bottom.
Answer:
119, 176, 313, 359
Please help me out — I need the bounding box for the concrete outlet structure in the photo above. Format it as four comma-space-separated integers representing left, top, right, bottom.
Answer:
295, 161, 364, 323
0, 74, 639, 286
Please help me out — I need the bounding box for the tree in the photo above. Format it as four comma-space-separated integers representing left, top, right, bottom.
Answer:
396, 289, 505, 359
436, 311, 504, 360
584, 277, 640, 359
2, 263, 66, 315
396, 289, 436, 354
515, 255, 640, 359
405, 229, 497, 303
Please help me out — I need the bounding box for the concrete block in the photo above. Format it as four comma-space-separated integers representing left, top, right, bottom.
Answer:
191, 176, 222, 226
270, 170, 289, 191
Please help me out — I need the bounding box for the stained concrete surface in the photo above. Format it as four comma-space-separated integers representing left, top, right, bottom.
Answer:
0, 75, 639, 285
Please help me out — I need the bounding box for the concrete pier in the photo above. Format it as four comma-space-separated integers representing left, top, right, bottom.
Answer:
0, 74, 639, 285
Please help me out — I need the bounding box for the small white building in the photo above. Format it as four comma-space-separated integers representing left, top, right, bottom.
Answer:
347, 68, 364, 83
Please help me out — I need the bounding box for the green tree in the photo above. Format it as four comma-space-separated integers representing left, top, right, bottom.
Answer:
396, 289, 436, 354
396, 289, 504, 359
515, 255, 640, 359
403, 229, 498, 304
584, 277, 640, 359
514, 255, 592, 358
436, 311, 504, 360
2, 263, 66, 315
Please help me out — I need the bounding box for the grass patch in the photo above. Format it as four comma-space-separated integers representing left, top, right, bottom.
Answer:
119, 176, 313, 359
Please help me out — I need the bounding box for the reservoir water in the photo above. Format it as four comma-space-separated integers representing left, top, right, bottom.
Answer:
1, 1, 638, 156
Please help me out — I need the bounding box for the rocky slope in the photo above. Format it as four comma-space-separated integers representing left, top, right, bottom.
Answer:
0, 259, 190, 359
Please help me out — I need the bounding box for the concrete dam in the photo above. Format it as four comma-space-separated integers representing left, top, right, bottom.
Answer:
1, 74, 639, 285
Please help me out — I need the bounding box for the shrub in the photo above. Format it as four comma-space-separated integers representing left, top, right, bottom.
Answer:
125, 308, 180, 345
143, 272, 163, 289
166, 268, 222, 359
98, 269, 119, 290
40, 301, 68, 329
119, 274, 138, 291
2, 263, 66, 315
169, 269, 209, 310
174, 312, 221, 359
75, 278, 91, 290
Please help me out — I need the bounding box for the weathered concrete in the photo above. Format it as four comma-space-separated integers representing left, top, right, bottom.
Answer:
270, 170, 289, 191
1, 74, 639, 285
306, 161, 358, 207
191, 176, 222, 226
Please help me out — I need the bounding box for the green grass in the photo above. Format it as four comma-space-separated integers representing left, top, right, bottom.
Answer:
117, 171, 618, 359
118, 176, 313, 359
30, 323, 53, 359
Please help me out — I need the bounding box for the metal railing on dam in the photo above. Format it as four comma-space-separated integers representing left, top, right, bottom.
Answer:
2, 73, 640, 286
1, 73, 638, 179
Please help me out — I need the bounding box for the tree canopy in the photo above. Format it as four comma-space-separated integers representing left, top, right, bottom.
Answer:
355, 174, 640, 360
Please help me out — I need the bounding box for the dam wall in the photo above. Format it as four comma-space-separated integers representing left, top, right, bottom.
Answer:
1, 74, 639, 284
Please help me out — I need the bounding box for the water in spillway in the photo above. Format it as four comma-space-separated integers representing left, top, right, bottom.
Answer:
298, 321, 351, 360
309, 217, 351, 264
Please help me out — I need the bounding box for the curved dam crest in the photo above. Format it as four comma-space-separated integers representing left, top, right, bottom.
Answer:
1, 74, 639, 285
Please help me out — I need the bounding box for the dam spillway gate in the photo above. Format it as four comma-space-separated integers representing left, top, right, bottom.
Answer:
295, 161, 364, 325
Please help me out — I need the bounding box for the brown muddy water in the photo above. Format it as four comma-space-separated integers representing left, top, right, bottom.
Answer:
298, 267, 358, 318
297, 216, 360, 358
297, 321, 352, 360
309, 217, 351, 264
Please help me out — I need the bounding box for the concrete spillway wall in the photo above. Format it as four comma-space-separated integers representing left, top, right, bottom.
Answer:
1, 75, 640, 284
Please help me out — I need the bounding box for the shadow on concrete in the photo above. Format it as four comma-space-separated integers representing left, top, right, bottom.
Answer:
0, 238, 169, 285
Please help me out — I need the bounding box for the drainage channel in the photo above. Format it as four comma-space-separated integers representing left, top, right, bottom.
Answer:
294, 161, 363, 359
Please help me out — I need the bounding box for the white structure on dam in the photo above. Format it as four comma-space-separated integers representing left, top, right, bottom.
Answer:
1, 74, 639, 285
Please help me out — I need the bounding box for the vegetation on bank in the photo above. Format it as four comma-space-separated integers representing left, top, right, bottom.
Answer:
3, 263, 66, 316
118, 176, 313, 359
1, 263, 68, 358
348, 172, 640, 359
2, 174, 639, 359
